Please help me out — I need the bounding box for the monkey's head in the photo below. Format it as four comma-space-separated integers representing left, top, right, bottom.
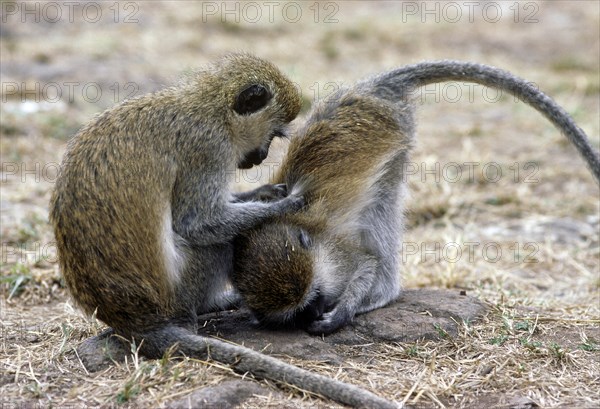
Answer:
233, 222, 327, 328
195, 53, 302, 169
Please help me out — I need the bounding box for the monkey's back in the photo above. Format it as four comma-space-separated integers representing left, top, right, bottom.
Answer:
49, 95, 181, 331
275, 90, 413, 227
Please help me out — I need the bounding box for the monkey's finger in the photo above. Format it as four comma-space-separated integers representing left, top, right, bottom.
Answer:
287, 194, 306, 211
273, 183, 288, 196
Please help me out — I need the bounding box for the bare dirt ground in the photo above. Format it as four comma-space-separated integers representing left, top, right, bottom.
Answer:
1, 1, 599, 408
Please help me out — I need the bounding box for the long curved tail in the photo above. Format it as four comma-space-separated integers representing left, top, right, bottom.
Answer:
139, 325, 400, 409
366, 60, 600, 183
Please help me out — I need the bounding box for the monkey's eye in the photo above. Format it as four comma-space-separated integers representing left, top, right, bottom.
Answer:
298, 230, 312, 249
233, 84, 272, 115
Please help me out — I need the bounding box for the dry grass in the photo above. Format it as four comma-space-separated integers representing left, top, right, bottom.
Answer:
1, 1, 599, 408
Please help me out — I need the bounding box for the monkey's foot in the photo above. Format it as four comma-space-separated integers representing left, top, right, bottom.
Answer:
306, 308, 352, 335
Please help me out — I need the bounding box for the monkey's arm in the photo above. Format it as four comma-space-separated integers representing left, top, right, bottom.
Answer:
307, 250, 379, 335
178, 195, 305, 246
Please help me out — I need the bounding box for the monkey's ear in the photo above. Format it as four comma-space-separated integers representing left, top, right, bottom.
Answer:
233, 84, 272, 115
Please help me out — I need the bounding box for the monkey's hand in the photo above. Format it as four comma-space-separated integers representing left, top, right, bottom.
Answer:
306, 306, 352, 335
253, 183, 289, 202
180, 192, 305, 245
275, 192, 306, 213
233, 184, 288, 202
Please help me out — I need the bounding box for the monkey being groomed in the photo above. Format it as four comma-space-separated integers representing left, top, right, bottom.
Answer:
51, 54, 400, 409
232, 60, 600, 335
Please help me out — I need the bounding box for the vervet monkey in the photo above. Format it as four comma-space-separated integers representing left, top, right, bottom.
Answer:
233, 60, 600, 334
50, 54, 398, 409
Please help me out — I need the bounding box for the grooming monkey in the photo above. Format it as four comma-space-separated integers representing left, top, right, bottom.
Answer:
50, 54, 399, 409
233, 60, 600, 334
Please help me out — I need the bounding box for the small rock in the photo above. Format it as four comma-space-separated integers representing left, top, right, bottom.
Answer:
197, 289, 486, 355
168, 380, 279, 409
508, 396, 540, 409
75, 328, 128, 372
328, 289, 486, 345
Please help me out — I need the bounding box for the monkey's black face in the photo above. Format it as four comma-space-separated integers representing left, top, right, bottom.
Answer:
238, 146, 268, 169
233, 83, 283, 169
237, 128, 286, 169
